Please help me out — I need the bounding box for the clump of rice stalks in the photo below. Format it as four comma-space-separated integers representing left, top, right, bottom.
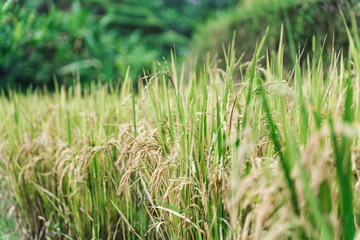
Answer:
3, 16, 360, 240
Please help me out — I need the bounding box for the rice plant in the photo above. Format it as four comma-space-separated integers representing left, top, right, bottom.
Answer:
2, 19, 360, 239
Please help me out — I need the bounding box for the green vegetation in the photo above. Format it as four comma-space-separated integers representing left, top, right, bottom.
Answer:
0, 175, 21, 240
3, 0, 359, 90
3, 0, 360, 239
0, 0, 236, 89
192, 0, 360, 67
2, 15, 360, 238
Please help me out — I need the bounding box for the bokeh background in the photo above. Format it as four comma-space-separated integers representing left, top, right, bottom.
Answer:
1, 0, 359, 90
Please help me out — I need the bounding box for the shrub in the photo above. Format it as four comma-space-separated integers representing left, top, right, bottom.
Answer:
0, 0, 240, 90
0, 1, 164, 90
192, 0, 360, 68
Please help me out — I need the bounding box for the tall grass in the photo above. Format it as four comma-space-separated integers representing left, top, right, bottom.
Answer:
2, 22, 360, 239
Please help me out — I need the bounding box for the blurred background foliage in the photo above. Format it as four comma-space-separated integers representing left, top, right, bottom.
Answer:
0, 0, 237, 89
0, 0, 359, 89
193, 0, 360, 67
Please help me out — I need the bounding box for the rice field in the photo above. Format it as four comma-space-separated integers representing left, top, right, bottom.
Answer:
2, 23, 360, 239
